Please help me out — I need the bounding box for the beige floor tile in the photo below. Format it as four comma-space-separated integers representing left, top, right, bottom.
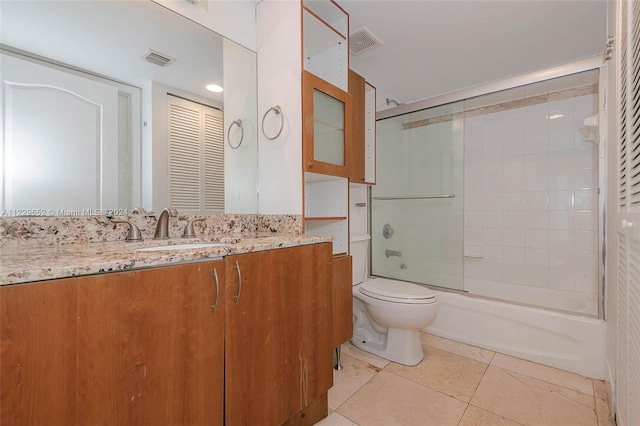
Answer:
421, 333, 495, 364
490, 352, 594, 395
328, 354, 379, 411
459, 405, 522, 426
595, 396, 616, 426
592, 379, 609, 401
471, 366, 597, 426
385, 345, 488, 403
315, 412, 359, 426
337, 371, 467, 426
340, 342, 390, 369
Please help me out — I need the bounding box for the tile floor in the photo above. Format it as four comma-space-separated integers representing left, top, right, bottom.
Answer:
316, 333, 615, 426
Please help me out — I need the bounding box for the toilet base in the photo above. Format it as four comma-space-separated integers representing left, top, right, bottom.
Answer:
351, 327, 424, 366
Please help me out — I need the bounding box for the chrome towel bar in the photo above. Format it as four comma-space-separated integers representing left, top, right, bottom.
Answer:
372, 194, 455, 200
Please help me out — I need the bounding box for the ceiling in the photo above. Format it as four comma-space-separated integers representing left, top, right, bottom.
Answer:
339, 0, 608, 109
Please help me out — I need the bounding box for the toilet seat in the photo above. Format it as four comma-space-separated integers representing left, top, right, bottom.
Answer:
359, 280, 437, 304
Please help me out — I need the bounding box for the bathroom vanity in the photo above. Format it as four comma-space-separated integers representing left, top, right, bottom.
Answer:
0, 230, 335, 426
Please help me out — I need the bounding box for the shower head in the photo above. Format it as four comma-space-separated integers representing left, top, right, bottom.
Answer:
386, 98, 405, 107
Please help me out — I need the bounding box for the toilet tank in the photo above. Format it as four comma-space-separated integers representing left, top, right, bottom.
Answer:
350, 235, 370, 285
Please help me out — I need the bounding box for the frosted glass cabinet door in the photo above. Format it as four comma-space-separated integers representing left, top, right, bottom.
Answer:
313, 89, 345, 166
303, 71, 352, 178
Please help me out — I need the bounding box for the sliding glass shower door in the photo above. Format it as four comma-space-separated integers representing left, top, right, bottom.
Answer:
371, 102, 465, 290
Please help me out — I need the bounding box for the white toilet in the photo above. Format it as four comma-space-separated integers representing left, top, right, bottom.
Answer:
350, 238, 439, 366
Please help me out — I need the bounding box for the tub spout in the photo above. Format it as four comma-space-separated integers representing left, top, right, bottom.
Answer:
386, 249, 402, 258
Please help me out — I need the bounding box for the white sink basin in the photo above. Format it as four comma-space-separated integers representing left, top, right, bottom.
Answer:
135, 243, 228, 252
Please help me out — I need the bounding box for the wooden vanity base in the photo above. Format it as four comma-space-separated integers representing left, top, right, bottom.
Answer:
281, 392, 329, 426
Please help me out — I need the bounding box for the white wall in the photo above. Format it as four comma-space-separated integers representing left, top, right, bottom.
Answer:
256, 0, 303, 215
375, 87, 398, 114
152, 0, 257, 52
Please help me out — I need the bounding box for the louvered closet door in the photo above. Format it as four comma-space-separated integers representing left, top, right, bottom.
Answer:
167, 95, 224, 214
615, 1, 640, 425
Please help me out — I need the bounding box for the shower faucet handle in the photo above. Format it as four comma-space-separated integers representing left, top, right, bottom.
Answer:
383, 223, 394, 239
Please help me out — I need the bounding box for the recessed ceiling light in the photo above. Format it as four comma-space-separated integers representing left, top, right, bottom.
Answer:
206, 84, 223, 93
549, 114, 564, 120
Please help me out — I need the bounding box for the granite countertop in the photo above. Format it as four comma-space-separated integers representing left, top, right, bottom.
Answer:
0, 232, 333, 285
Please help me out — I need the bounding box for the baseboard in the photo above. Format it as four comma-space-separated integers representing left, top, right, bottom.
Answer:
604, 357, 615, 414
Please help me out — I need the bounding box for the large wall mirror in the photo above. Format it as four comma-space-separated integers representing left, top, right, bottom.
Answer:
0, 0, 258, 217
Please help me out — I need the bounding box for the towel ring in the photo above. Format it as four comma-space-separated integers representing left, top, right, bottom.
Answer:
261, 105, 284, 140
227, 119, 244, 149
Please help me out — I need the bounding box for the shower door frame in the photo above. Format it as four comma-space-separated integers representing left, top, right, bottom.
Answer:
373, 56, 607, 319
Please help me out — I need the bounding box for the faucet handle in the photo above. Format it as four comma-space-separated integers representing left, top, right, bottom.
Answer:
131, 207, 149, 216
182, 218, 206, 238
168, 207, 179, 216
111, 220, 143, 242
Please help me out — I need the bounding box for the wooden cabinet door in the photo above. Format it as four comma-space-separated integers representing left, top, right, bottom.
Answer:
78, 261, 225, 426
331, 255, 353, 348
1, 261, 224, 426
302, 71, 353, 178
225, 243, 334, 425
349, 70, 366, 183
1, 279, 79, 426
300, 243, 333, 405
225, 248, 304, 425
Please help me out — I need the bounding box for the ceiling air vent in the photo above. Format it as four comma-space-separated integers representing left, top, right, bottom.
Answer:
143, 49, 176, 67
349, 27, 382, 56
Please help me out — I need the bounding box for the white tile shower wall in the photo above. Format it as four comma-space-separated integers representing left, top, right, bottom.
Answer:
463, 93, 599, 313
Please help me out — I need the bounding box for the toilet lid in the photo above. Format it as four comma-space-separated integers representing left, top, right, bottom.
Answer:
359, 279, 436, 304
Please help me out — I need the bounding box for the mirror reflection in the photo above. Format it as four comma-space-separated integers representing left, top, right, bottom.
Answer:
0, 0, 258, 217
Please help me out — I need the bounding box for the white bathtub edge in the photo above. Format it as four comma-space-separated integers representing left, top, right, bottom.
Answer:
424, 288, 606, 379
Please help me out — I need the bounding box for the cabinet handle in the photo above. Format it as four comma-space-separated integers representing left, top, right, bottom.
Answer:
211, 268, 220, 313
233, 261, 242, 303
355, 202, 367, 207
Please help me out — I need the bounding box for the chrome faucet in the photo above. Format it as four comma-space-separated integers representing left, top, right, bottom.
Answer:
154, 207, 178, 240
111, 219, 143, 242
386, 249, 402, 258
182, 218, 206, 238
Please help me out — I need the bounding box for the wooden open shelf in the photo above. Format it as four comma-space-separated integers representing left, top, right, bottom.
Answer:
304, 216, 347, 221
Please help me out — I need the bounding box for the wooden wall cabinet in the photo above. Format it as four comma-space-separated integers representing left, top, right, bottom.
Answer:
348, 69, 376, 184
302, 71, 352, 178
302, 0, 349, 91
304, 172, 349, 256
1, 243, 334, 426
300, 3, 354, 357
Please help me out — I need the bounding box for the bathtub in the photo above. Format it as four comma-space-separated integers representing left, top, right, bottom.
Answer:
425, 286, 606, 379
366, 277, 606, 379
